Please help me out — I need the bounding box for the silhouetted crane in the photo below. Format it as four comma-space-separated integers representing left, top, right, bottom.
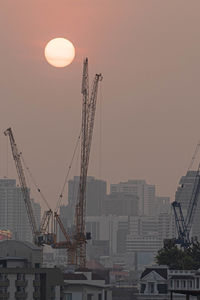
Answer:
4, 127, 55, 246
54, 58, 102, 267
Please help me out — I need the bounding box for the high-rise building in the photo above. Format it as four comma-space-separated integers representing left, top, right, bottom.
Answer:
175, 170, 200, 240
110, 180, 156, 216
155, 196, 171, 214
86, 215, 128, 255
103, 192, 139, 216
0, 178, 41, 243
58, 176, 107, 241
68, 176, 107, 216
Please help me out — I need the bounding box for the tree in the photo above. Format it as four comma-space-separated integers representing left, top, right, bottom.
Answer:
156, 242, 194, 270
186, 240, 200, 270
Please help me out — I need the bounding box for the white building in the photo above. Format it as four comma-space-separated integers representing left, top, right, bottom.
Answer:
0, 178, 41, 243
63, 271, 112, 300
138, 265, 198, 299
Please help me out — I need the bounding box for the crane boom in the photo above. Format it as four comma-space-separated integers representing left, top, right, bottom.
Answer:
75, 60, 102, 267
40, 209, 53, 233
4, 127, 55, 246
4, 128, 38, 237
54, 58, 102, 268
185, 165, 200, 234
172, 164, 200, 248
172, 201, 188, 246
75, 73, 102, 236
54, 212, 71, 243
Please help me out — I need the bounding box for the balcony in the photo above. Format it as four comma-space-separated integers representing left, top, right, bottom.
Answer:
33, 291, 40, 298
15, 291, 27, 299
0, 280, 9, 287
0, 292, 9, 299
15, 280, 28, 288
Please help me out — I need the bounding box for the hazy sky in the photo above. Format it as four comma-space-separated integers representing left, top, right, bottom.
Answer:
1, 0, 200, 209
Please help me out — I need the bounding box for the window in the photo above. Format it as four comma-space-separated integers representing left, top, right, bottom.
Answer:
87, 294, 93, 300
98, 294, 102, 300
140, 284, 146, 293
17, 286, 25, 292
197, 278, 199, 289
0, 274, 6, 281
149, 283, 154, 294
157, 284, 167, 294
104, 290, 107, 300
35, 273, 40, 280
0, 288, 7, 294
66, 293, 72, 300
17, 274, 21, 280
17, 273, 25, 281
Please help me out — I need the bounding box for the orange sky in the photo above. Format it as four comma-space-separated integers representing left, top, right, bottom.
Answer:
1, 1, 200, 209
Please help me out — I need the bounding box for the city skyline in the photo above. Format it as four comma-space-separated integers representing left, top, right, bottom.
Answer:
1, 1, 200, 209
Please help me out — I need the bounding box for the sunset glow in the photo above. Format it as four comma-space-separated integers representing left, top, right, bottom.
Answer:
44, 38, 75, 68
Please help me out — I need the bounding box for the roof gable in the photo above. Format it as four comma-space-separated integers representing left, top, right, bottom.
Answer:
142, 270, 167, 281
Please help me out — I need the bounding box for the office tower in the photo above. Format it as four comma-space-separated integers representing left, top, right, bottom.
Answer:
0, 178, 41, 243
103, 192, 139, 216
67, 176, 107, 220
155, 197, 170, 214
110, 180, 156, 216
175, 170, 200, 240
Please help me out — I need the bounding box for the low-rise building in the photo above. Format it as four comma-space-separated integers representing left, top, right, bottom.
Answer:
169, 269, 200, 299
0, 240, 63, 300
138, 265, 199, 299
63, 271, 112, 300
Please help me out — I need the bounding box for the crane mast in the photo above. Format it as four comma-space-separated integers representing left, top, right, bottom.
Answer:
4, 127, 54, 246
54, 58, 102, 268
75, 62, 102, 267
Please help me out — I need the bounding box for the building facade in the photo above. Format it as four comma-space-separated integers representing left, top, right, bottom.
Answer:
110, 180, 156, 216
63, 271, 112, 300
138, 266, 184, 300
0, 178, 41, 243
0, 240, 63, 300
175, 171, 200, 240
103, 192, 139, 216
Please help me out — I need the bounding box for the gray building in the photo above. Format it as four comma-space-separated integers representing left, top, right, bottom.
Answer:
110, 180, 156, 216
0, 240, 63, 300
63, 271, 112, 300
103, 192, 139, 216
59, 176, 107, 240
155, 197, 171, 214
175, 171, 200, 240
68, 176, 107, 217
0, 178, 41, 243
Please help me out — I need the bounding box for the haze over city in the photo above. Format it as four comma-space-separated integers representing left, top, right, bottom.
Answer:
1, 0, 200, 209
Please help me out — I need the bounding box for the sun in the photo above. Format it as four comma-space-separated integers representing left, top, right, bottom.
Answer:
44, 38, 75, 68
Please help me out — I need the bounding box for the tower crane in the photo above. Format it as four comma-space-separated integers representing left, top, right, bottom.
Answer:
172, 161, 200, 248
54, 58, 102, 268
4, 127, 55, 246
